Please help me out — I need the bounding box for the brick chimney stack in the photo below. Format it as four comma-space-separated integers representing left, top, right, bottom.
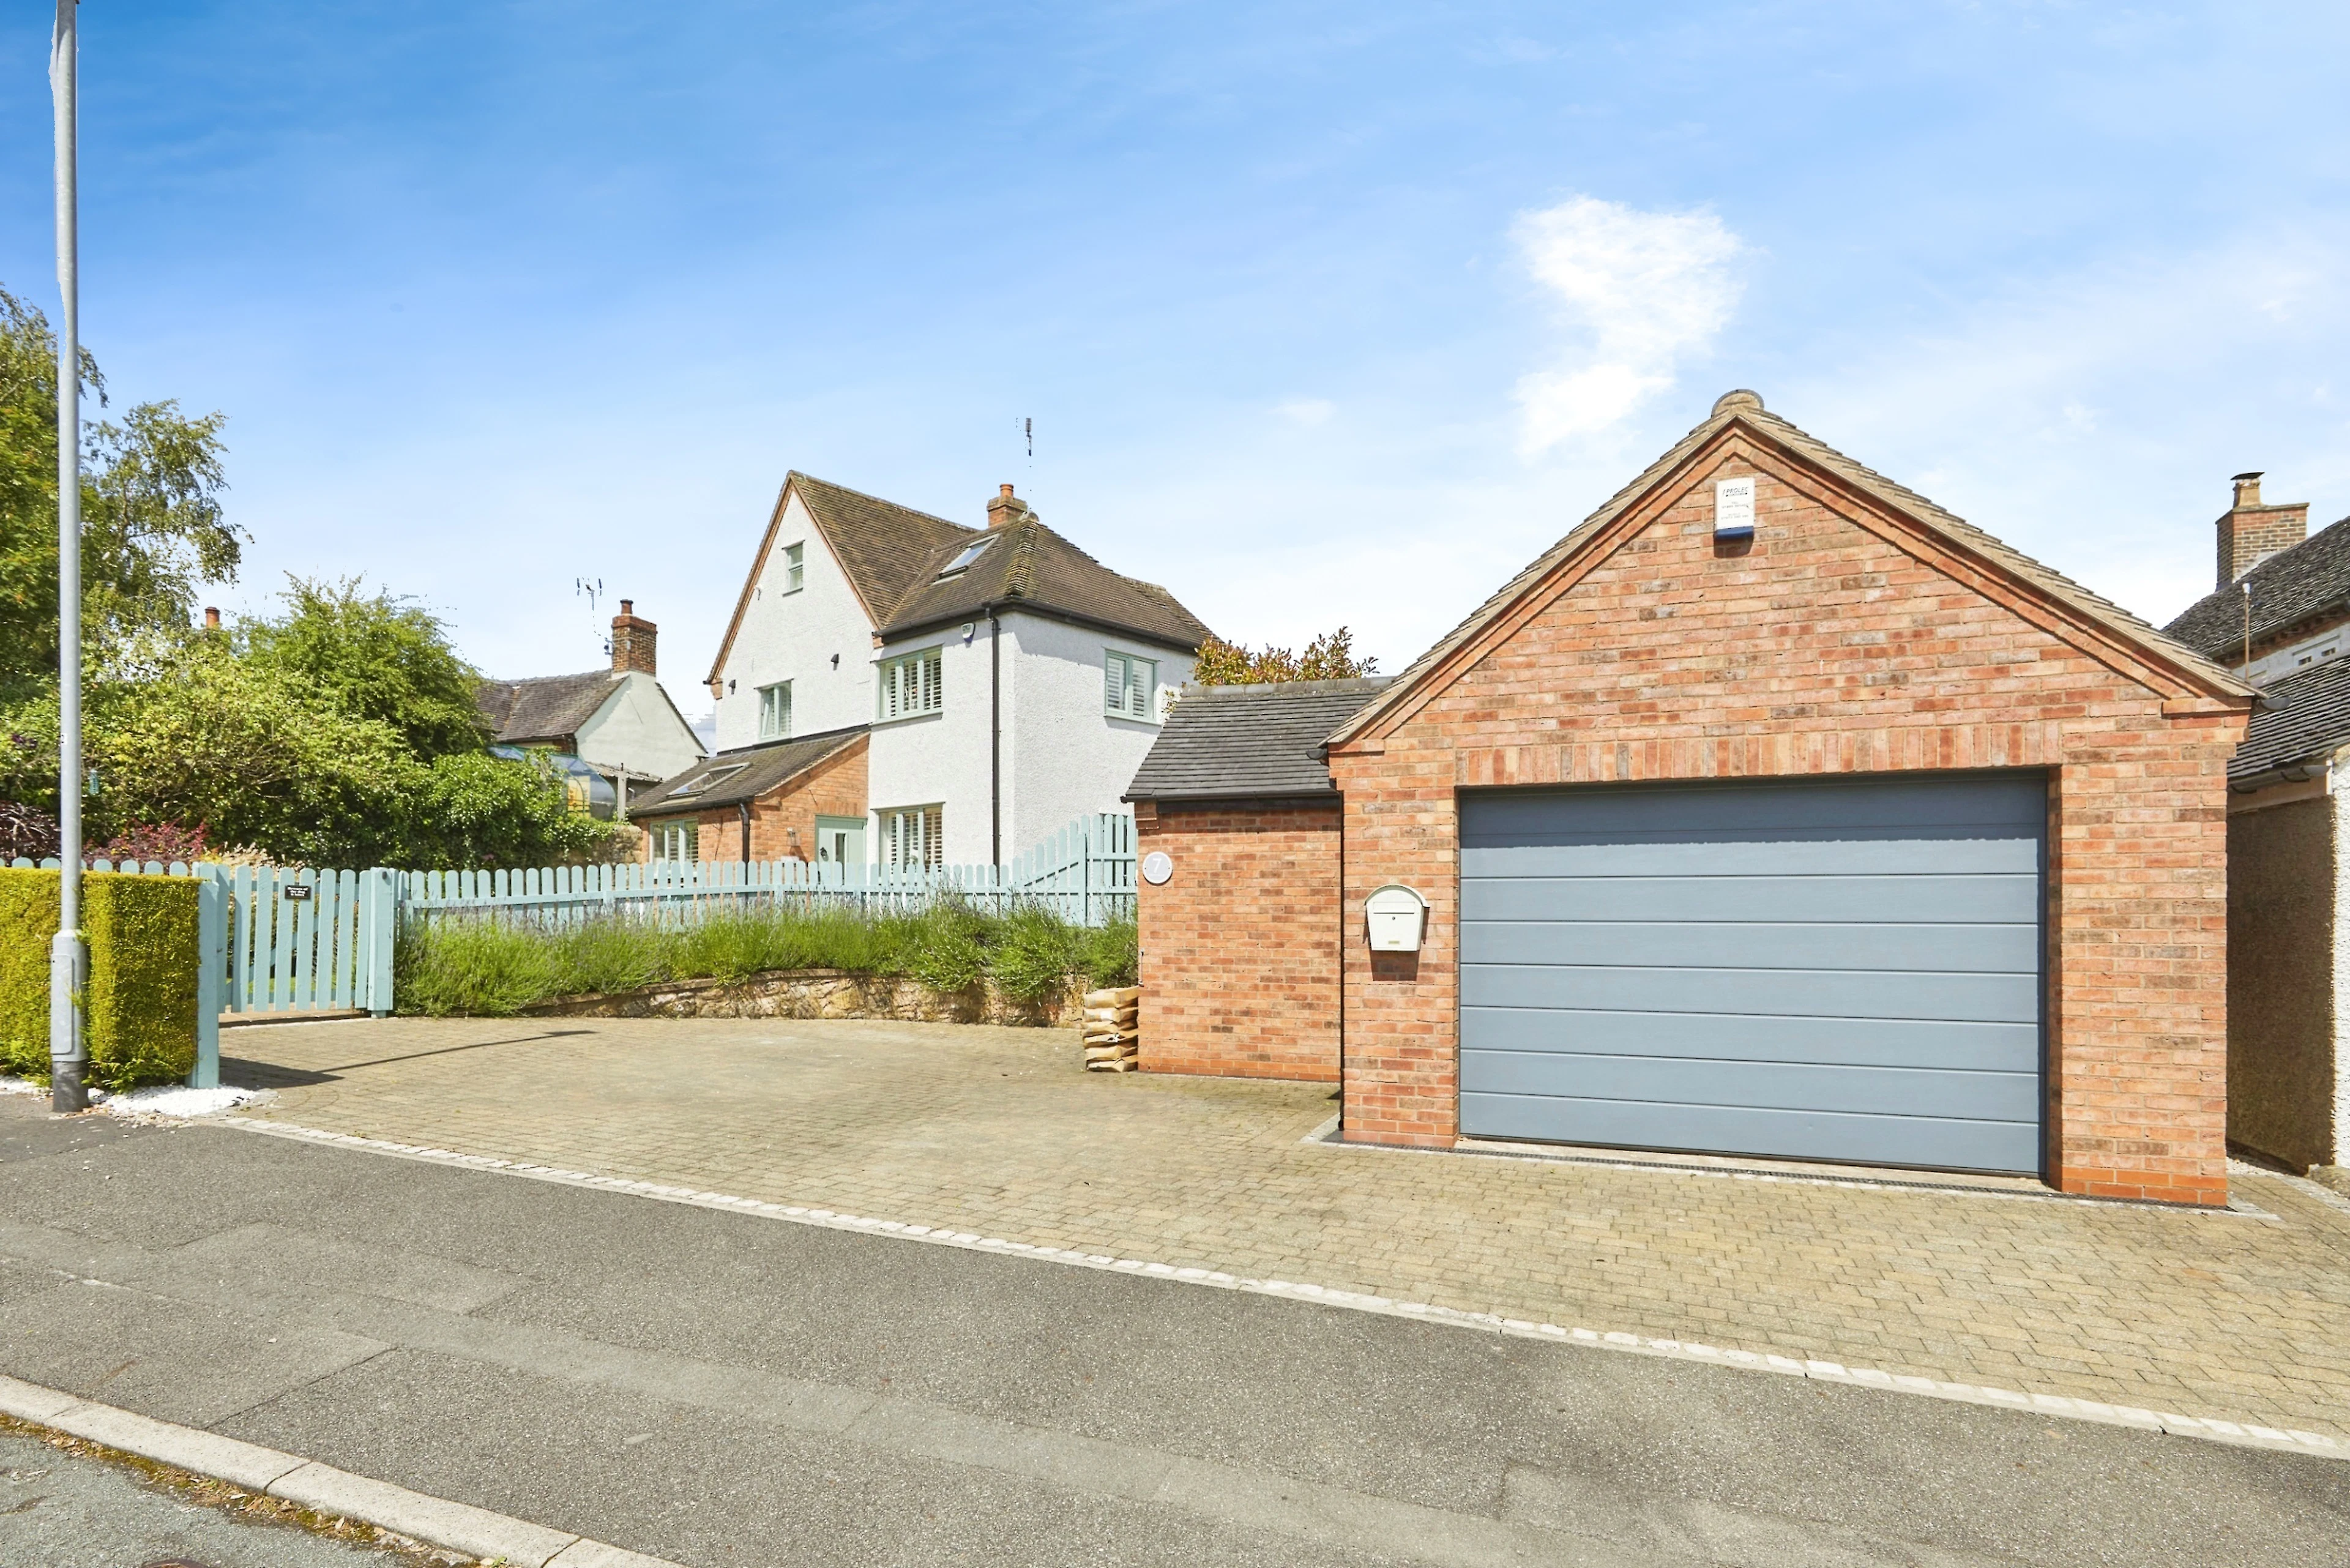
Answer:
202, 607, 220, 630
987, 483, 1028, 531
611, 599, 657, 675
2216, 472, 2309, 588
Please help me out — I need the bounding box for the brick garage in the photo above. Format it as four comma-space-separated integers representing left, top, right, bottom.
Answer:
1325, 392, 2254, 1206
1127, 681, 1387, 1083
1133, 801, 1345, 1080
1133, 393, 2255, 1206
631, 726, 868, 864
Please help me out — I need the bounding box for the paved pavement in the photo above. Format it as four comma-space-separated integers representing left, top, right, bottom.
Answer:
222, 1015, 2350, 1444
0, 1420, 454, 1567
1, 1093, 2346, 1567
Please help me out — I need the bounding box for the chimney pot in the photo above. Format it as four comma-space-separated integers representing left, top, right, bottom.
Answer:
610, 600, 657, 676
203, 606, 220, 630
2215, 472, 2310, 589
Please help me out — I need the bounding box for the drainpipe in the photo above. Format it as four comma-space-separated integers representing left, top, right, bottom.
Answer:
990, 609, 1002, 867
738, 801, 752, 869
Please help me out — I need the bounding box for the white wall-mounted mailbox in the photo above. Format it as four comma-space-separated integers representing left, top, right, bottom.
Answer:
1365, 884, 1429, 952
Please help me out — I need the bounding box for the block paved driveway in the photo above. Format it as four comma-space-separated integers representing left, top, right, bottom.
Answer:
225, 1016, 2350, 1444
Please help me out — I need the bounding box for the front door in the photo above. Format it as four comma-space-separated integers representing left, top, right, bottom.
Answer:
814, 815, 866, 868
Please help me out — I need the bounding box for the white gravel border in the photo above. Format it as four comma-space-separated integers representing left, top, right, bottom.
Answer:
210, 1114, 2348, 1466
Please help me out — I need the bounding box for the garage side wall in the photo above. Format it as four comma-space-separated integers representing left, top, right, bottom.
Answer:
1330, 433, 2244, 1205
1135, 800, 1343, 1081
2223, 791, 2338, 1170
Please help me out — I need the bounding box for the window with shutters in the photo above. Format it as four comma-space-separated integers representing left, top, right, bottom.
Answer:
652, 821, 699, 862
781, 542, 805, 594
758, 681, 792, 741
878, 805, 943, 868
1104, 650, 1158, 722
876, 646, 944, 720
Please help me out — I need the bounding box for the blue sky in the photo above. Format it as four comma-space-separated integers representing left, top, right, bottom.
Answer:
6, 2, 2349, 707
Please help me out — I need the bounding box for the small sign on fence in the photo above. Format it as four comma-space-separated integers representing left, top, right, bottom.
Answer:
282, 884, 314, 902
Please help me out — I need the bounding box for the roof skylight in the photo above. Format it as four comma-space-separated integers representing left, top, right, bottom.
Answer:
936, 539, 994, 579
670, 763, 748, 797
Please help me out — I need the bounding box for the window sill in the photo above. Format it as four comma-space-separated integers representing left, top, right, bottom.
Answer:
873, 709, 946, 728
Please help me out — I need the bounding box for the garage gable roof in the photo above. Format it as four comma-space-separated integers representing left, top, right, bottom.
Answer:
1329, 390, 2255, 747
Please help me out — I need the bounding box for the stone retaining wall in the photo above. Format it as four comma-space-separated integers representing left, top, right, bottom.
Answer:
521, 968, 1083, 1028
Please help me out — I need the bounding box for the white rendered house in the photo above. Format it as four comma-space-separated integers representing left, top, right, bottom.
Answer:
701, 474, 1209, 865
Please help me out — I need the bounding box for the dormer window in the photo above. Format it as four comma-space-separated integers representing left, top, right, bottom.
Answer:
936, 539, 993, 579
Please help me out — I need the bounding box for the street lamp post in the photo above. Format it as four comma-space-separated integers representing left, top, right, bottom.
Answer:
50, 0, 87, 1113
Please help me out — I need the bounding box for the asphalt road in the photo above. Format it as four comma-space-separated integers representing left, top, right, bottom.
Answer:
0, 1096, 2341, 1568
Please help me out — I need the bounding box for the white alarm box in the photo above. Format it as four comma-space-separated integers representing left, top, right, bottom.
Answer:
1365, 884, 1428, 952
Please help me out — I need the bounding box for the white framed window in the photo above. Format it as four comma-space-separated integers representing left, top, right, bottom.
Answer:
878, 805, 943, 868
1105, 649, 1157, 721
651, 821, 699, 862
758, 680, 793, 741
781, 542, 805, 594
877, 646, 944, 720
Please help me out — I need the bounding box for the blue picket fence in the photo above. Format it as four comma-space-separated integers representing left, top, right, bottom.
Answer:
10, 812, 1135, 1091
398, 812, 1138, 930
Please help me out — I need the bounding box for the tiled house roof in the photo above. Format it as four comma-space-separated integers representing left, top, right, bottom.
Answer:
880, 508, 1212, 652
2165, 515, 2350, 660
628, 726, 867, 820
707, 474, 1209, 685
476, 672, 622, 746
791, 473, 978, 625
1125, 679, 1392, 802
2228, 660, 2350, 784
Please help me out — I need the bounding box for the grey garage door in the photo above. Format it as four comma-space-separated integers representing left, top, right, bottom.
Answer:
1459, 773, 2045, 1175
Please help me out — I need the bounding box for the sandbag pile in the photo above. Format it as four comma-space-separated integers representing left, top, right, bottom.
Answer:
1082, 987, 1141, 1071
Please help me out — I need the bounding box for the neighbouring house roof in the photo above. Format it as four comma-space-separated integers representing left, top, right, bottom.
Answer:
1124, 679, 1392, 802
706, 473, 976, 687
2226, 659, 2350, 785
627, 725, 867, 820
879, 506, 1213, 652
2165, 515, 2350, 661
1329, 390, 2256, 749
477, 671, 624, 747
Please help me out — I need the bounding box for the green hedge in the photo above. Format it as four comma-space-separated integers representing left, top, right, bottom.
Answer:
0, 868, 199, 1089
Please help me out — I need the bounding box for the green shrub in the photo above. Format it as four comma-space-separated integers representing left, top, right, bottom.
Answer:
391, 898, 1133, 1016
1076, 914, 1138, 990
991, 903, 1083, 1001
548, 917, 673, 996
395, 917, 561, 1017
0, 867, 198, 1089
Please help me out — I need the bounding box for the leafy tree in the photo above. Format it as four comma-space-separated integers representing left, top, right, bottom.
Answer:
1189, 625, 1379, 686
400, 750, 612, 869
0, 285, 240, 705
241, 576, 491, 759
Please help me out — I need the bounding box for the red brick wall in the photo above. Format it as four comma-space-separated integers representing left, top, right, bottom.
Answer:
1136, 799, 1343, 1082
639, 739, 868, 864
1330, 426, 2248, 1206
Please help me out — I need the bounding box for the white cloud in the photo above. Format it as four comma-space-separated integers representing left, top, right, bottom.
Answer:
1511, 196, 1745, 452
1275, 397, 1335, 426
